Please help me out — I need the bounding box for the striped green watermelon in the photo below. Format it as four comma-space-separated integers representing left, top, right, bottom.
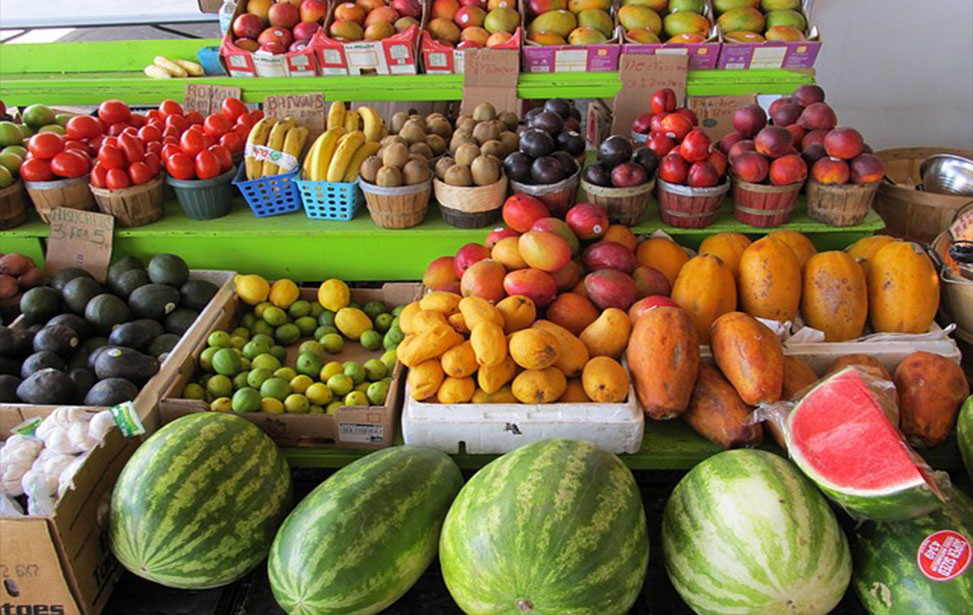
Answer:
663, 449, 851, 615
268, 445, 462, 615
110, 413, 292, 589
440, 438, 648, 615
853, 486, 973, 614
959, 395, 973, 483
785, 367, 942, 521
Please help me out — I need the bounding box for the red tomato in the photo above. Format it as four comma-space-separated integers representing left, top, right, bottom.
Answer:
20, 158, 54, 182
208, 144, 233, 173
129, 113, 146, 128
194, 150, 220, 179
143, 152, 162, 177
186, 111, 205, 126
65, 115, 102, 140
251, 109, 264, 121
122, 126, 139, 137
90, 162, 108, 188
165, 114, 189, 135
221, 97, 248, 122
98, 117, 111, 133
159, 100, 184, 118
88, 143, 100, 157
118, 133, 145, 164
145, 141, 163, 156
203, 113, 231, 138
147, 118, 165, 131
89, 135, 105, 151
166, 153, 195, 180
219, 131, 244, 154
106, 168, 131, 190
108, 123, 129, 137
50, 150, 90, 178
98, 100, 131, 125
63, 139, 87, 152
67, 148, 91, 163
162, 135, 179, 146
235, 113, 256, 131
101, 136, 119, 149
128, 161, 152, 185
200, 132, 216, 149
146, 109, 163, 122
232, 123, 251, 141
161, 143, 181, 161
138, 124, 163, 143
27, 132, 64, 160
179, 129, 206, 157
98, 144, 126, 170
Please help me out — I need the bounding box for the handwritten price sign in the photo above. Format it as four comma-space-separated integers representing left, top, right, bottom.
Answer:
611, 54, 688, 136
462, 49, 519, 115
45, 208, 114, 282
264, 93, 326, 140
183, 84, 242, 115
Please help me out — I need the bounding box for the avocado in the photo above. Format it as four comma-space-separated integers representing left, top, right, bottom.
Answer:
164, 309, 198, 336
67, 350, 92, 372
63, 276, 104, 314
147, 333, 180, 358
50, 267, 92, 293
93, 346, 159, 384
20, 287, 62, 324
0, 374, 20, 402
47, 313, 92, 339
128, 284, 180, 320
132, 318, 164, 339
16, 368, 75, 404
113, 268, 151, 299
0, 328, 12, 357
69, 368, 98, 400
106, 255, 144, 289
108, 321, 156, 351
0, 327, 34, 358
147, 254, 189, 287
0, 356, 19, 376
85, 294, 132, 334
80, 336, 108, 355
21, 351, 66, 378
179, 279, 218, 312
84, 378, 139, 406
33, 325, 80, 357
87, 345, 113, 370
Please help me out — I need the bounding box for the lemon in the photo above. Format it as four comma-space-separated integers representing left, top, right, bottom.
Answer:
263, 306, 288, 327
274, 367, 297, 381
284, 393, 310, 414
232, 387, 262, 413
208, 330, 231, 348
305, 382, 334, 406
327, 374, 354, 396
290, 375, 313, 394
320, 361, 344, 381
210, 397, 232, 412
325, 400, 343, 414
206, 374, 233, 399
251, 353, 281, 372
335, 307, 372, 340
270, 279, 300, 309
363, 358, 388, 381
182, 383, 205, 400
344, 391, 369, 406
261, 398, 285, 414
235, 274, 270, 305
318, 279, 350, 312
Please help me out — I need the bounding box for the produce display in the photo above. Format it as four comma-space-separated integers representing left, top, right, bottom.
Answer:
426, 0, 520, 48
244, 116, 308, 180
326, 0, 422, 44
526, 0, 614, 46
300, 103, 385, 183
582, 134, 659, 188
621, 0, 714, 44
502, 99, 585, 187
232, 0, 329, 52
715, 0, 809, 42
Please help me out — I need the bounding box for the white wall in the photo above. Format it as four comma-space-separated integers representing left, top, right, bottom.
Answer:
811, 0, 973, 151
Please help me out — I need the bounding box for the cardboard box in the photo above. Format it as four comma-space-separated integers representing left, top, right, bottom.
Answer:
1, 408, 140, 615
420, 27, 522, 75
521, 0, 622, 73
620, 1, 720, 70
716, 1, 821, 69
311, 3, 422, 75
219, 2, 320, 77
159, 283, 422, 449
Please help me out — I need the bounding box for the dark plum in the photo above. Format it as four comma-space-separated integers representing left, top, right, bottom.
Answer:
524, 107, 544, 124
503, 152, 534, 183
598, 135, 634, 168
530, 156, 566, 185
551, 151, 579, 177
520, 128, 556, 158
557, 130, 586, 156
543, 98, 572, 118
583, 163, 613, 187
632, 146, 659, 178
530, 111, 564, 136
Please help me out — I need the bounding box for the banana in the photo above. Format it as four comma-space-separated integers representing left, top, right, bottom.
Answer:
311, 127, 348, 181
173, 58, 204, 76
358, 106, 384, 143
327, 102, 346, 131
327, 131, 366, 182
342, 141, 381, 182
303, 132, 325, 180
261, 118, 295, 178
144, 65, 171, 79
281, 126, 308, 174
153, 56, 187, 78
245, 117, 277, 180
343, 109, 360, 133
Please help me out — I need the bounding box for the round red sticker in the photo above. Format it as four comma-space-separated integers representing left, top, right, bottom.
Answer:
917, 529, 971, 582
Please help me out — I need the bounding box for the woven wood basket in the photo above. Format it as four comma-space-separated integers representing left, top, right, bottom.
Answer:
509, 170, 580, 218
806, 179, 879, 227
874, 147, 973, 243
359, 178, 431, 229
656, 178, 730, 229
731, 179, 802, 227
581, 178, 655, 226
24, 175, 96, 222
0, 181, 27, 230
932, 232, 973, 344
90, 174, 165, 227
434, 175, 508, 228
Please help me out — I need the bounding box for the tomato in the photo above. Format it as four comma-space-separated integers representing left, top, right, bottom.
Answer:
105, 168, 131, 190
147, 118, 165, 131
27, 132, 64, 160
118, 133, 145, 164
186, 111, 205, 126
98, 144, 126, 170
161, 143, 181, 161
232, 123, 251, 141
50, 150, 90, 179
221, 97, 248, 122
108, 122, 129, 137
194, 149, 220, 179
20, 158, 54, 182
65, 115, 102, 140
179, 129, 207, 157
251, 109, 264, 121
122, 126, 138, 137
101, 136, 119, 149
146, 109, 163, 122
200, 132, 216, 149
159, 100, 184, 118
165, 153, 195, 180
98, 117, 111, 134
128, 161, 152, 185
88, 143, 100, 157
145, 140, 163, 156
89, 135, 105, 151
219, 131, 244, 154
129, 112, 146, 128
63, 139, 87, 152
138, 124, 163, 143
98, 100, 131, 125
143, 152, 162, 177
203, 113, 231, 138
165, 114, 189, 135
162, 136, 179, 147
90, 162, 108, 188
208, 144, 233, 173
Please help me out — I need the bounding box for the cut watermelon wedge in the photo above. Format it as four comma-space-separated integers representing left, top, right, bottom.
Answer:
786, 366, 943, 521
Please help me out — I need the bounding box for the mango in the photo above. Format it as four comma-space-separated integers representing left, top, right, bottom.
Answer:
724, 30, 764, 42
528, 10, 578, 38
717, 7, 765, 33
568, 0, 610, 12
441, 341, 479, 378
512, 367, 567, 404
437, 376, 476, 404
568, 26, 608, 44
419, 291, 462, 316
663, 10, 710, 37
626, 28, 661, 43
764, 9, 806, 31
669, 0, 705, 12
764, 25, 804, 40
529, 31, 568, 45
408, 359, 445, 400
484, 7, 521, 34
618, 5, 662, 34
577, 9, 614, 37
478, 354, 518, 394
621, 0, 666, 9
761, 0, 800, 10
713, 0, 760, 11
582, 356, 630, 403
470, 321, 508, 367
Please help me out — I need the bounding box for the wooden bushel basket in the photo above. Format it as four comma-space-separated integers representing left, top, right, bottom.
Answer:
359, 178, 431, 229
24, 174, 96, 223
731, 179, 802, 227
806, 179, 879, 227
0, 181, 27, 229
434, 175, 507, 228
581, 178, 655, 226
509, 170, 580, 218
90, 174, 165, 227
656, 178, 729, 229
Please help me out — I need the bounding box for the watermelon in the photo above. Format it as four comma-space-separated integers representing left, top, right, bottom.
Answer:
110, 413, 292, 589
662, 449, 851, 615
959, 395, 973, 482
440, 438, 648, 615
785, 366, 942, 521
268, 446, 462, 615
854, 486, 973, 614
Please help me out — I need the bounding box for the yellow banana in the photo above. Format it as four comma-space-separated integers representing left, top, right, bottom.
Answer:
327, 102, 346, 131
262, 117, 295, 178
245, 117, 277, 180
153, 56, 187, 78
281, 126, 308, 174
358, 106, 384, 142
327, 131, 366, 182
342, 141, 381, 182
311, 127, 347, 181
173, 58, 204, 76
303, 132, 326, 180
343, 109, 360, 133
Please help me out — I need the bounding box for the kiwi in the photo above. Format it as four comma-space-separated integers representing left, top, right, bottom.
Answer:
376, 166, 403, 187
400, 122, 427, 145
381, 135, 406, 146
360, 156, 383, 183
449, 132, 476, 154
425, 134, 447, 156
382, 142, 411, 169
402, 159, 431, 185
455, 143, 481, 167
434, 156, 456, 180
480, 139, 506, 159
426, 117, 452, 140
408, 114, 427, 131
410, 142, 434, 159
471, 156, 500, 186
444, 164, 473, 187
456, 118, 477, 134
473, 102, 497, 122
472, 121, 500, 146
454, 113, 473, 128
426, 112, 446, 122
498, 111, 519, 131
390, 111, 410, 134
499, 131, 520, 155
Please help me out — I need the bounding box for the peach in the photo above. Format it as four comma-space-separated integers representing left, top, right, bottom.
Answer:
793, 84, 826, 106
357, 0, 387, 10
727, 139, 756, 162
603, 225, 637, 252
688, 161, 720, 188
629, 295, 678, 322
732, 104, 766, 138
486, 31, 514, 46
801, 128, 827, 149
647, 132, 676, 157
583, 241, 637, 274
768, 96, 797, 117
658, 152, 690, 184
784, 124, 806, 148
365, 6, 399, 25
492, 236, 528, 270
584, 269, 639, 310
503, 194, 550, 232
626, 28, 661, 43
770, 101, 803, 127
334, 1, 367, 23
548, 292, 600, 335
732, 151, 769, 183
679, 129, 712, 163
432, 0, 461, 19
551, 259, 582, 291
461, 259, 508, 303
330, 19, 365, 40
660, 112, 694, 141
531, 217, 580, 254
709, 149, 728, 177
454, 242, 492, 277
565, 203, 609, 240
395, 16, 419, 31
768, 153, 807, 186
797, 102, 838, 131
423, 256, 460, 290
460, 25, 491, 44
801, 142, 827, 167
519, 231, 573, 272
811, 156, 850, 185
503, 268, 558, 307
632, 266, 671, 298
849, 153, 885, 184
486, 226, 520, 248
365, 20, 396, 39
719, 131, 746, 155
754, 125, 793, 159
429, 17, 461, 42
823, 126, 864, 160
676, 108, 699, 126
454, 5, 486, 27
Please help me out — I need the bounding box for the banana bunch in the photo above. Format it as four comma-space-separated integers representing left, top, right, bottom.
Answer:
144, 56, 204, 79
304, 103, 385, 182
245, 117, 309, 180
326, 102, 387, 142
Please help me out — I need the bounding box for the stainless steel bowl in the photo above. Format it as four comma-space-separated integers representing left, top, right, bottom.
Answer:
920, 154, 973, 196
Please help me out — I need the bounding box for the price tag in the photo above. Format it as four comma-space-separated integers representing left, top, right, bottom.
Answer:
183, 83, 243, 115
611, 54, 688, 137
689, 95, 757, 141
264, 93, 327, 141
461, 49, 520, 115
44, 208, 114, 283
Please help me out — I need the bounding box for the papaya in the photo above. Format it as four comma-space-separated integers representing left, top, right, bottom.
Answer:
440, 341, 478, 378
698, 232, 751, 278
635, 237, 689, 286
470, 321, 508, 367
683, 365, 762, 450
670, 254, 737, 344
579, 308, 631, 358
823, 354, 891, 381
710, 311, 783, 405
845, 235, 897, 275
437, 376, 477, 404
419, 291, 462, 316
738, 237, 801, 323
581, 356, 630, 403
512, 367, 567, 404
458, 296, 504, 330
895, 351, 970, 449
558, 379, 591, 402
495, 295, 536, 334
626, 306, 700, 420
867, 241, 939, 334
767, 230, 817, 271
508, 328, 560, 370
782, 356, 818, 399
801, 251, 867, 341
477, 354, 518, 394
533, 320, 588, 378
407, 359, 445, 400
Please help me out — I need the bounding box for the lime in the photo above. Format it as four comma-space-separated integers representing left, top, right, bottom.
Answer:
310, 302, 324, 318
315, 325, 339, 339
363, 358, 388, 381
251, 320, 274, 337
240, 357, 251, 370
348, 302, 361, 310
284, 394, 310, 414
232, 387, 262, 413
326, 400, 343, 415
231, 327, 251, 340
199, 346, 220, 371
367, 380, 390, 405
251, 353, 281, 372
182, 383, 205, 400
319, 361, 344, 381
206, 374, 234, 399
260, 377, 291, 401
309, 405, 324, 414
247, 368, 273, 389
212, 348, 243, 376
198, 374, 212, 388
360, 330, 382, 351
305, 382, 333, 406
242, 339, 272, 360
261, 398, 285, 414
233, 371, 250, 390
294, 316, 317, 337
290, 375, 313, 394
208, 330, 231, 348
252, 333, 275, 348
374, 313, 393, 332
321, 333, 344, 354
263, 306, 288, 326
296, 352, 323, 378
210, 397, 232, 412
344, 391, 369, 406
275, 323, 301, 345
0, 122, 24, 147
392, 304, 405, 316
379, 350, 397, 373
343, 361, 366, 384
229, 335, 248, 350
363, 300, 387, 320
241, 312, 257, 329
23, 104, 55, 128
355, 381, 371, 393
327, 374, 354, 397
383, 326, 404, 350
274, 367, 297, 382
288, 300, 311, 319
270, 345, 288, 362
318, 310, 336, 327
254, 301, 273, 318
298, 340, 325, 359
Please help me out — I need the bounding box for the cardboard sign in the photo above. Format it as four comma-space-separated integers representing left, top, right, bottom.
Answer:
611, 54, 689, 136
264, 93, 326, 140
461, 49, 519, 115
183, 83, 242, 116
689, 94, 757, 141
45, 208, 114, 283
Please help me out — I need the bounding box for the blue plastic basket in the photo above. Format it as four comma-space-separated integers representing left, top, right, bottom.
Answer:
232, 165, 303, 218
295, 179, 365, 220
196, 46, 227, 76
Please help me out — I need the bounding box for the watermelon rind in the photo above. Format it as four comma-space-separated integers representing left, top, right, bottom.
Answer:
268, 445, 463, 615
959, 395, 973, 483
440, 438, 648, 615
662, 449, 851, 615
785, 367, 942, 522
853, 486, 973, 615
110, 413, 292, 589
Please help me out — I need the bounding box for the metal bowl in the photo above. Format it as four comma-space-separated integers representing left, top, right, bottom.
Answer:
920, 154, 973, 196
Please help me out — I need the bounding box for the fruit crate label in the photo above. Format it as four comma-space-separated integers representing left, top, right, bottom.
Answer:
264, 94, 326, 141
338, 423, 385, 444
461, 49, 519, 116
183, 84, 242, 116
243, 143, 298, 174
10, 416, 42, 436
44, 208, 114, 283
611, 54, 688, 137
110, 401, 145, 438
917, 529, 971, 582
